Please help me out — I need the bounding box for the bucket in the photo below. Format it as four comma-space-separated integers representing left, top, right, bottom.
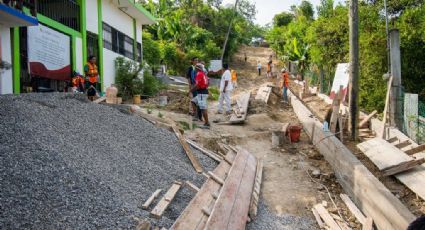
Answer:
133, 95, 141, 104
159, 96, 168, 107
288, 125, 302, 143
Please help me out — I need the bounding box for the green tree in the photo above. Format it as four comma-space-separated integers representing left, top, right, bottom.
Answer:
317, 0, 334, 18
273, 12, 294, 27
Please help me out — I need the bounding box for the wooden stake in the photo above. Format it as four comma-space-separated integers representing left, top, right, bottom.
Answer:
379, 76, 393, 139
340, 194, 367, 225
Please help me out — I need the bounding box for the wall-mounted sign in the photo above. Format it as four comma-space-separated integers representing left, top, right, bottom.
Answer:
28, 24, 71, 80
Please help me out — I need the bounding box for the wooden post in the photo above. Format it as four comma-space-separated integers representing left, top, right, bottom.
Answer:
390, 29, 402, 130
349, 0, 360, 141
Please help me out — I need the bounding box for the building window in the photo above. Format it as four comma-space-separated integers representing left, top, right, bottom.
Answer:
103, 23, 135, 60
137, 43, 142, 63
37, 0, 81, 31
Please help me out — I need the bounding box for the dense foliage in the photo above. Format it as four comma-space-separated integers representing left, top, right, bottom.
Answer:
267, 0, 425, 112
139, 0, 262, 76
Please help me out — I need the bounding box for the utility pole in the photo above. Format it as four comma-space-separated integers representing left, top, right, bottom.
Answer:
349, 0, 359, 140
221, 0, 239, 61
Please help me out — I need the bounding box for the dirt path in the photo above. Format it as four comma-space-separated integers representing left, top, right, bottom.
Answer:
146, 46, 364, 229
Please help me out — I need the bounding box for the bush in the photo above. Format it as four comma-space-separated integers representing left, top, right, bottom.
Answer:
115, 57, 143, 100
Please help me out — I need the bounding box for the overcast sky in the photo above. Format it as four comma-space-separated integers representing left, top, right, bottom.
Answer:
222, 0, 345, 26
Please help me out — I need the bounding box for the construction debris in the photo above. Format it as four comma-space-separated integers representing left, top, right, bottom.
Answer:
340, 194, 373, 229
185, 138, 223, 162
229, 92, 251, 124
172, 126, 203, 173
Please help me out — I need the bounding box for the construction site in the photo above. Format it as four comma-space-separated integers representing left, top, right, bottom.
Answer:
1, 0, 425, 230
0, 45, 424, 229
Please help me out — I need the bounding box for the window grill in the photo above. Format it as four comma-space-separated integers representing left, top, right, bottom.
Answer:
37, 0, 80, 31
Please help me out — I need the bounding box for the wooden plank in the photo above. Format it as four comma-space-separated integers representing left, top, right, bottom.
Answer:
207, 171, 225, 185
382, 158, 425, 176
249, 158, 263, 220
185, 138, 223, 162
330, 86, 343, 133
185, 181, 200, 193
362, 217, 373, 230
150, 181, 182, 219
379, 76, 393, 139
313, 203, 342, 230
172, 126, 203, 173
255, 86, 272, 103
359, 110, 377, 128
229, 92, 251, 124
227, 153, 257, 230
340, 194, 367, 225
394, 140, 411, 149
93, 96, 106, 104
405, 144, 425, 155
288, 89, 415, 230
312, 207, 326, 228
357, 138, 413, 170
204, 149, 256, 230
142, 189, 162, 210
171, 151, 236, 230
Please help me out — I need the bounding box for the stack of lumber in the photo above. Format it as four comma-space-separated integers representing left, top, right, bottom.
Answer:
171, 147, 259, 230
229, 92, 251, 124
312, 202, 351, 230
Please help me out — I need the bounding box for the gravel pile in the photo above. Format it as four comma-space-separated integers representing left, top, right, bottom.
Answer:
0, 93, 213, 229
247, 199, 316, 230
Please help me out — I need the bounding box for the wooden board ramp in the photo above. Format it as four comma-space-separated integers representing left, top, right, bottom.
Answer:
357, 137, 424, 176
229, 92, 251, 124
172, 126, 203, 173
171, 148, 257, 230
204, 148, 257, 230
288, 89, 415, 230
170, 151, 237, 230
150, 181, 183, 219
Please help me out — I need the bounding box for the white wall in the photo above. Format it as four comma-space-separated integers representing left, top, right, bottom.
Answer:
86, 0, 98, 34
136, 22, 142, 43
102, 48, 120, 91
102, 0, 133, 37
75, 37, 83, 73
0, 26, 13, 94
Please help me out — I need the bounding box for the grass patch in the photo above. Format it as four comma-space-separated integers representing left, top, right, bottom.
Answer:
209, 86, 220, 101
178, 121, 198, 130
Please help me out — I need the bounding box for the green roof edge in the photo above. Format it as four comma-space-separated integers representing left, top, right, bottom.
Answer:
128, 0, 156, 23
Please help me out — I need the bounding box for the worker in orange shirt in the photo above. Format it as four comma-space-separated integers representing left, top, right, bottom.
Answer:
71, 71, 85, 93
280, 68, 289, 103
84, 55, 99, 91
231, 69, 238, 88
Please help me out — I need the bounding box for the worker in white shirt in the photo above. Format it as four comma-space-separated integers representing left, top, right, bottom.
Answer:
217, 63, 234, 115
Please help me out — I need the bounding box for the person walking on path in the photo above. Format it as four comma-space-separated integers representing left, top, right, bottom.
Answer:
231, 69, 238, 88
267, 55, 273, 77
218, 63, 233, 115
280, 68, 290, 103
257, 61, 262, 76
191, 64, 210, 128
244, 52, 247, 63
